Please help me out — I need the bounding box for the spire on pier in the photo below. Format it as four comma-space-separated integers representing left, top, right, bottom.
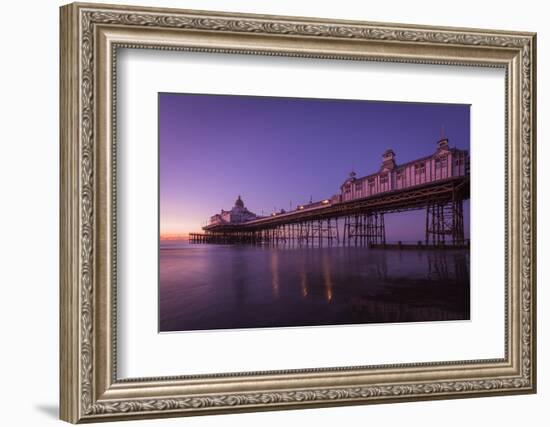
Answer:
437, 125, 449, 150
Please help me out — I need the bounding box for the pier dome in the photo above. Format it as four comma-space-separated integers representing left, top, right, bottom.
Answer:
208, 195, 257, 226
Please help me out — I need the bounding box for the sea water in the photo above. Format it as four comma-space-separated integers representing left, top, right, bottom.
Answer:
159, 241, 470, 332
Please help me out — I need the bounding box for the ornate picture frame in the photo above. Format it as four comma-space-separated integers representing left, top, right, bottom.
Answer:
60, 2, 536, 423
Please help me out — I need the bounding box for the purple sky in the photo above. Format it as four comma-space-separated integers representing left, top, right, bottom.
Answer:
159, 93, 470, 240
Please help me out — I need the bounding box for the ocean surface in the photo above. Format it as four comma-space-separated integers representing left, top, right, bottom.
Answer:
159, 241, 470, 332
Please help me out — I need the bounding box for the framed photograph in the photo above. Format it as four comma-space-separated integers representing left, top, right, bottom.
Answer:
60, 2, 537, 423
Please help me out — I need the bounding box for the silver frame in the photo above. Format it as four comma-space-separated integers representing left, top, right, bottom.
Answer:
60, 2, 536, 423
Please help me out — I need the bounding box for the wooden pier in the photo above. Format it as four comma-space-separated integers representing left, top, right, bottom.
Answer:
189, 138, 469, 248
189, 232, 261, 244
191, 177, 469, 248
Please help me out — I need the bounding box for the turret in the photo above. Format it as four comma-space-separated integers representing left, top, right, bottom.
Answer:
437, 138, 449, 151
381, 149, 396, 171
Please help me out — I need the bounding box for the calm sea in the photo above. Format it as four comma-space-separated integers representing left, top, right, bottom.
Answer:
159, 241, 470, 332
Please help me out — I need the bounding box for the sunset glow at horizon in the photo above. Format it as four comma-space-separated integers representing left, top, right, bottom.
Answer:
159, 93, 470, 240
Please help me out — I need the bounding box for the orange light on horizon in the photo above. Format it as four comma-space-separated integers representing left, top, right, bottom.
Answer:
159, 232, 190, 241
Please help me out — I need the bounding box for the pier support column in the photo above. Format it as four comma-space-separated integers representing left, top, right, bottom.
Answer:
425, 199, 464, 246
300, 221, 311, 245
366, 213, 386, 246
344, 213, 385, 246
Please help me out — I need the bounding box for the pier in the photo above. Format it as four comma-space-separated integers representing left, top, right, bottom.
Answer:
192, 138, 469, 247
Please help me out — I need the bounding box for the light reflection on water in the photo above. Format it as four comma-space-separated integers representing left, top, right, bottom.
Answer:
159, 241, 470, 332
